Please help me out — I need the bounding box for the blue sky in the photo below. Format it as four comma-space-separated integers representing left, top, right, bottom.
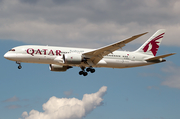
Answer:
0, 0, 180, 119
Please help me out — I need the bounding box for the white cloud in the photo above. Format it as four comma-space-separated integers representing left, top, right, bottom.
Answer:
22, 112, 28, 118
147, 86, 159, 90
5, 105, 22, 109
2, 96, 19, 102
20, 86, 107, 119
162, 76, 180, 89
173, 1, 180, 14
0, 0, 180, 48
64, 90, 73, 97
161, 63, 180, 89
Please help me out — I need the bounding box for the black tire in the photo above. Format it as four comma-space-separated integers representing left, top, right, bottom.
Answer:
18, 66, 22, 69
83, 72, 88, 76
79, 71, 84, 75
86, 68, 91, 72
90, 69, 95, 73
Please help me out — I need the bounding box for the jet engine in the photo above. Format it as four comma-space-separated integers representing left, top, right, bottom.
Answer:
63, 54, 83, 64
49, 64, 72, 72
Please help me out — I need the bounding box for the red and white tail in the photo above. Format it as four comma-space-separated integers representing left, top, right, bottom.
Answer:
135, 29, 166, 56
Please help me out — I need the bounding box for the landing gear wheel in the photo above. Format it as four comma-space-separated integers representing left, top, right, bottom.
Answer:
16, 61, 22, 69
86, 67, 95, 73
18, 65, 22, 69
79, 71, 88, 76
90, 68, 95, 73
79, 71, 84, 75
79, 66, 89, 76
83, 72, 88, 76
86, 68, 91, 72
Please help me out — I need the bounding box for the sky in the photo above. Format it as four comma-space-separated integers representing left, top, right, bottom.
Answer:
0, 0, 180, 119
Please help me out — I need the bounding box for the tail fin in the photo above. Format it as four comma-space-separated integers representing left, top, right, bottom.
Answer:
135, 29, 166, 56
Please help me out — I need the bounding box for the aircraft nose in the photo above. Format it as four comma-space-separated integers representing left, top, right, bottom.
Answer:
4, 52, 17, 61
4, 52, 13, 60
4, 52, 9, 59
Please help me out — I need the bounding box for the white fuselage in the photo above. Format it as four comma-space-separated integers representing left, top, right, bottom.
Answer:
4, 45, 155, 69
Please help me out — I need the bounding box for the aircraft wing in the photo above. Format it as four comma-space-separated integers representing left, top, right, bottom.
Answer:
83, 32, 148, 65
145, 53, 176, 62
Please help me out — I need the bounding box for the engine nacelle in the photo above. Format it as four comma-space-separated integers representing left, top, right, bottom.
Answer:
63, 54, 82, 64
49, 64, 71, 72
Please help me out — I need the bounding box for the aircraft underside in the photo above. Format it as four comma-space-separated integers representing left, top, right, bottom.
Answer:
13, 55, 155, 76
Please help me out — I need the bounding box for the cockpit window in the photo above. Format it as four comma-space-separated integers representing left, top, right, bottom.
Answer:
9, 49, 15, 51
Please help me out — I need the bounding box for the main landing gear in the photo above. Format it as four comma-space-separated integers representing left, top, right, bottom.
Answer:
79, 67, 95, 76
16, 61, 22, 69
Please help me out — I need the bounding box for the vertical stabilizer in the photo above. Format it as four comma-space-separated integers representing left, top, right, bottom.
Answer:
135, 29, 166, 56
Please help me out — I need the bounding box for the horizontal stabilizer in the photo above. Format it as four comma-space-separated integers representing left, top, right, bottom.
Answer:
145, 53, 176, 62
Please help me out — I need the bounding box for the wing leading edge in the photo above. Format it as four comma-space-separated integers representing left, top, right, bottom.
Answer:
83, 32, 148, 65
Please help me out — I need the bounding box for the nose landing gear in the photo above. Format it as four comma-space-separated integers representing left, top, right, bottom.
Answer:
16, 61, 22, 69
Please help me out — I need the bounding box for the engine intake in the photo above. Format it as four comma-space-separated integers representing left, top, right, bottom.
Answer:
63, 54, 82, 64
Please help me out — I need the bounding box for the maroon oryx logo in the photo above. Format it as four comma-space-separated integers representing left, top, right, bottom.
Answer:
143, 33, 164, 56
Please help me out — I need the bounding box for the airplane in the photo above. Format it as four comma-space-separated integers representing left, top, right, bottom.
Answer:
4, 29, 175, 76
